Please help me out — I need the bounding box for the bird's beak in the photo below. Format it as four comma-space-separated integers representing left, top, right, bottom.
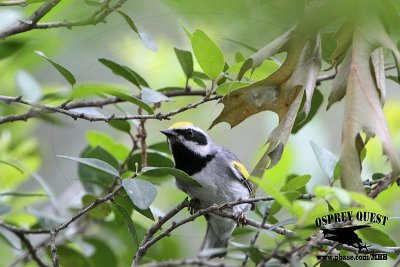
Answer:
160, 129, 175, 138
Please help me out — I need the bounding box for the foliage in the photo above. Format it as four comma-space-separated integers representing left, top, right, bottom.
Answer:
0, 0, 400, 267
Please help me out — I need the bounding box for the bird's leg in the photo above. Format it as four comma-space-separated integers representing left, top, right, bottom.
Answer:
234, 211, 247, 226
188, 198, 201, 215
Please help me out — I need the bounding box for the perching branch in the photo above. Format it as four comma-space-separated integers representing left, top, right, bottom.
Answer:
0, 0, 128, 39
0, 90, 219, 125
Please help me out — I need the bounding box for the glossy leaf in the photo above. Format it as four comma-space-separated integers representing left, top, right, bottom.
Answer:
141, 167, 201, 186
85, 238, 118, 267
117, 11, 158, 52
57, 155, 120, 177
358, 227, 396, 247
98, 58, 148, 87
122, 179, 157, 210
174, 47, 193, 78
292, 89, 323, 133
78, 146, 119, 193
108, 120, 131, 134
310, 141, 338, 179
57, 245, 92, 267
280, 175, 311, 192
82, 194, 112, 219
141, 87, 173, 104
34, 51, 76, 86
255, 177, 297, 215
191, 29, 225, 80
112, 201, 139, 249
193, 77, 206, 89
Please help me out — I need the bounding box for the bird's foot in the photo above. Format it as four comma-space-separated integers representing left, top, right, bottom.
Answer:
188, 198, 201, 215
235, 211, 247, 226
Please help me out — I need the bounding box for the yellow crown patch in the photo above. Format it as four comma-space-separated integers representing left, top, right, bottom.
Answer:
169, 122, 193, 129
232, 161, 249, 179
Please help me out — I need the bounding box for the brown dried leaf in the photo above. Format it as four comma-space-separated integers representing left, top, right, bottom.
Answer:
327, 49, 351, 110
339, 19, 400, 192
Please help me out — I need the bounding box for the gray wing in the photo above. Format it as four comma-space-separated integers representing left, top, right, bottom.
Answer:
218, 146, 253, 193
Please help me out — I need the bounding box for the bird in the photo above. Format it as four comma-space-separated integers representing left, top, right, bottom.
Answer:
160, 122, 252, 258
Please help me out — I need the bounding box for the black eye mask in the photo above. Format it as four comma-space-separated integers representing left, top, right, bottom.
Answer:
174, 129, 208, 145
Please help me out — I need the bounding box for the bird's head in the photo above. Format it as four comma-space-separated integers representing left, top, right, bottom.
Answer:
160, 122, 214, 157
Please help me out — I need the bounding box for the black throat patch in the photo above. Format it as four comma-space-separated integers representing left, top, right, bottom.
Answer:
170, 141, 215, 175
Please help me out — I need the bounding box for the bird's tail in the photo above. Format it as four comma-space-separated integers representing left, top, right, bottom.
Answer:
198, 215, 236, 258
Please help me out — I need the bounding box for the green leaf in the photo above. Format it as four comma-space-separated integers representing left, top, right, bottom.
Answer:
16, 70, 42, 102
148, 142, 170, 154
215, 81, 250, 96
255, 177, 297, 216
178, 21, 192, 39
141, 87, 173, 104
78, 146, 118, 193
122, 179, 157, 210
174, 47, 193, 78
98, 58, 148, 88
314, 185, 351, 207
292, 89, 323, 133
358, 227, 396, 247
57, 155, 119, 177
108, 120, 131, 134
269, 191, 300, 215
82, 194, 112, 219
0, 40, 25, 60
84, 238, 118, 267
86, 131, 130, 161
192, 77, 206, 89
310, 141, 338, 179
141, 167, 201, 187
34, 51, 76, 86
128, 150, 174, 175
72, 84, 154, 114
280, 175, 311, 192
117, 11, 158, 52
191, 29, 225, 80
57, 245, 92, 267
112, 201, 139, 249
113, 193, 154, 221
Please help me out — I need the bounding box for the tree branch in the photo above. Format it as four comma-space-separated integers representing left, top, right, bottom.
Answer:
140, 258, 236, 267
0, 0, 61, 39
0, 0, 27, 6
0, 0, 128, 39
0, 222, 49, 267
0, 93, 221, 124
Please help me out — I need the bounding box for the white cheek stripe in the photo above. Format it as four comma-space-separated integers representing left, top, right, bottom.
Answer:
182, 139, 211, 157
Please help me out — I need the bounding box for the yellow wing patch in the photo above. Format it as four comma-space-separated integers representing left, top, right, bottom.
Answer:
232, 161, 249, 179
168, 122, 193, 129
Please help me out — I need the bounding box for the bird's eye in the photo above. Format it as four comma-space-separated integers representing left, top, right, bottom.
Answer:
186, 129, 193, 136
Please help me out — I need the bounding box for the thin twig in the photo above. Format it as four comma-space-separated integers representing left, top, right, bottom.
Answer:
13, 231, 48, 267
140, 258, 235, 267
0, 0, 26, 6
0, 0, 128, 39
0, 92, 220, 125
